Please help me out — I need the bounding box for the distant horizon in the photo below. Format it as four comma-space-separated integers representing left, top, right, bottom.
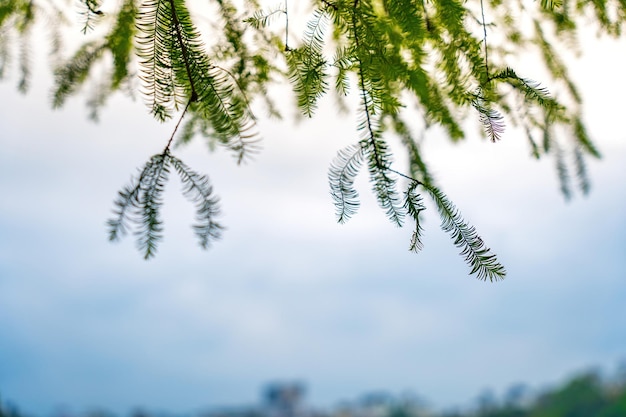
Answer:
3, 361, 625, 416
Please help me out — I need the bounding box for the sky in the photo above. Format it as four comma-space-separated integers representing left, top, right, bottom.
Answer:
1, 8, 626, 417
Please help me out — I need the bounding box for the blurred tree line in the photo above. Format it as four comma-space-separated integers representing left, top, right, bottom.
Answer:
2, 368, 626, 417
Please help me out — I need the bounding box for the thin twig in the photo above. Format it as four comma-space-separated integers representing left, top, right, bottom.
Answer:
284, 0, 289, 51
387, 168, 422, 185
480, 0, 490, 80
165, 98, 193, 151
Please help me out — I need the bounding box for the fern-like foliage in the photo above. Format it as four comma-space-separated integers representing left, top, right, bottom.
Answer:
0, 0, 35, 92
362, 134, 406, 227
573, 145, 590, 195
404, 182, 426, 253
190, 65, 261, 164
108, 150, 223, 258
52, 41, 107, 108
539, 0, 563, 10
169, 155, 223, 248
327, 150, 506, 279
472, 91, 505, 142
491, 67, 559, 112
108, 153, 170, 259
423, 183, 506, 282
138, 0, 261, 162
4, 0, 617, 269
244, 6, 286, 30
52, 0, 137, 114
16, 24, 31, 93
136, 0, 187, 120
287, 8, 329, 117
573, 116, 601, 158
553, 139, 572, 200
79, 0, 103, 34
1, 0, 68, 93
321, 0, 505, 279
328, 143, 364, 223
107, 0, 136, 90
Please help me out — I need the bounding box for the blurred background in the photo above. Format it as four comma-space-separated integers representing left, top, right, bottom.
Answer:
0, 3, 625, 417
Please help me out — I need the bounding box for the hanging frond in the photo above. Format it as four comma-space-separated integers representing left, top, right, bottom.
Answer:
79, 0, 104, 34
151, 0, 261, 162
107, 152, 171, 259
491, 67, 559, 111
2, 0, 610, 270
573, 145, 591, 195
0, 32, 10, 80
353, 39, 406, 228
539, 0, 563, 11
328, 143, 364, 223
554, 140, 572, 199
303, 8, 328, 57
404, 182, 426, 253
52, 40, 106, 108
136, 153, 170, 259
287, 48, 327, 117
108, 149, 226, 257
136, 0, 184, 120
332, 46, 353, 97
533, 20, 581, 104
169, 154, 224, 248
106, 0, 136, 89
108, 174, 144, 243
573, 116, 601, 158
191, 65, 262, 163
244, 6, 285, 29
423, 183, 506, 281
472, 93, 505, 142
287, 8, 329, 116
542, 114, 552, 153
362, 135, 406, 227
17, 26, 30, 92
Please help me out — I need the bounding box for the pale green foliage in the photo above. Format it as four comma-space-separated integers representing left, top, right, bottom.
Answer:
1, 0, 621, 277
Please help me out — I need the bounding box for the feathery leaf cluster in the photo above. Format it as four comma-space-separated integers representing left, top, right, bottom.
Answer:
3, 0, 620, 273
472, 90, 505, 142
286, 8, 330, 117
328, 143, 364, 223
403, 182, 425, 254
108, 150, 223, 259
424, 183, 506, 281
328, 140, 505, 280
319, 0, 505, 279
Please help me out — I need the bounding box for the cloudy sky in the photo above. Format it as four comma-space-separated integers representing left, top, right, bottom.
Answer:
1, 10, 625, 417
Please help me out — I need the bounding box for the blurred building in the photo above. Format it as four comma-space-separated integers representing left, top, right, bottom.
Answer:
264, 382, 306, 417
202, 383, 428, 417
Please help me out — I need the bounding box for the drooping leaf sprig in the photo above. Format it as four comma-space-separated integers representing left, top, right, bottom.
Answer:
108, 146, 224, 259
4, 0, 618, 264
107, 99, 224, 259
325, 0, 506, 281
281, 0, 602, 203
328, 141, 507, 282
